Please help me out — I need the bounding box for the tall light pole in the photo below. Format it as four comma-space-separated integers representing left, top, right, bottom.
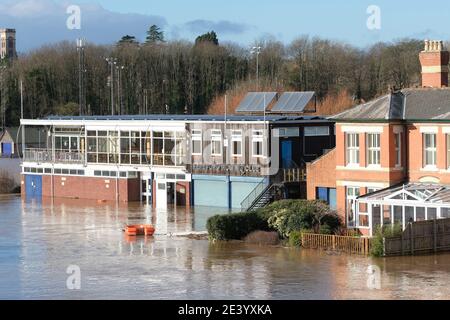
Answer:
105, 57, 117, 115
116, 65, 125, 115
0, 65, 6, 131
76, 38, 86, 116
251, 46, 261, 91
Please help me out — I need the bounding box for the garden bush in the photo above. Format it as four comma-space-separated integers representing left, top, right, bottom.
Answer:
206, 211, 270, 241
370, 224, 403, 257
288, 231, 302, 247
264, 200, 340, 238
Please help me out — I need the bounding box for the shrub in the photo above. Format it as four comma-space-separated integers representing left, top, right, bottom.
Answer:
319, 224, 333, 235
288, 231, 302, 247
206, 211, 270, 241
265, 200, 338, 238
370, 224, 403, 257
319, 214, 341, 233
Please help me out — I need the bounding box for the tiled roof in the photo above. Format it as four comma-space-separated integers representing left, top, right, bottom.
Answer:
332, 88, 450, 121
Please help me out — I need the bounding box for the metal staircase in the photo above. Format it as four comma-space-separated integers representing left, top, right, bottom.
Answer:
240, 183, 284, 212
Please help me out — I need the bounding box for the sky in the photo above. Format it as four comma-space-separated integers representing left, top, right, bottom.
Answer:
1, 0, 450, 52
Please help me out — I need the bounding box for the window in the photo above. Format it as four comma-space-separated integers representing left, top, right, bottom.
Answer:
252, 130, 264, 157
304, 126, 330, 136
231, 130, 242, 157
423, 133, 437, 167
366, 133, 381, 166
346, 187, 360, 227
191, 130, 202, 155
395, 133, 401, 167
346, 133, 359, 165
447, 134, 450, 169
275, 127, 300, 137
211, 130, 222, 156
316, 187, 336, 210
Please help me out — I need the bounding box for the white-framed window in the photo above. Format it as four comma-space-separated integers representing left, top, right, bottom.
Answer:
252, 130, 264, 157
304, 126, 330, 136
191, 129, 202, 155
395, 133, 401, 167
366, 133, 381, 166
423, 133, 437, 167
211, 129, 222, 156
447, 134, 450, 169
345, 133, 359, 165
346, 187, 360, 228
231, 130, 242, 157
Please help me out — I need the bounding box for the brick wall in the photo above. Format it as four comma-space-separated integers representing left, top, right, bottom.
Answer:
306, 149, 336, 200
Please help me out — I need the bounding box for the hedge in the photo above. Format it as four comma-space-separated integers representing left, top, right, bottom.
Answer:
206, 211, 271, 241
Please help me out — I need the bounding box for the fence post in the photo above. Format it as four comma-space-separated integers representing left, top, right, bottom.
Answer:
301, 233, 304, 248
332, 235, 336, 250
382, 237, 386, 257
433, 219, 437, 253
409, 223, 414, 255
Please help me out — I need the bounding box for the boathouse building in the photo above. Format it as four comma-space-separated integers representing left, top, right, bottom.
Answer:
20, 107, 335, 209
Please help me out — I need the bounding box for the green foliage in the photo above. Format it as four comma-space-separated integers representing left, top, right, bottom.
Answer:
264, 200, 336, 238
319, 224, 333, 235
118, 35, 138, 45
146, 25, 165, 44
288, 231, 302, 247
54, 102, 79, 116
370, 224, 403, 257
195, 31, 219, 46
206, 211, 270, 241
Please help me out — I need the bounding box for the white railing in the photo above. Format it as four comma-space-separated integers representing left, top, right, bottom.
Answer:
24, 148, 85, 164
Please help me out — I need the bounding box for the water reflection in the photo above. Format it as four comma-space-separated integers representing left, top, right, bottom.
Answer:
1, 195, 450, 299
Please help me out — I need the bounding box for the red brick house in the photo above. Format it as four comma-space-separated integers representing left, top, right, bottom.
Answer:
308, 40, 450, 236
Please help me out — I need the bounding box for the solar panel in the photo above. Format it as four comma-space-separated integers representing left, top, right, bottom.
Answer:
271, 92, 315, 113
236, 92, 277, 112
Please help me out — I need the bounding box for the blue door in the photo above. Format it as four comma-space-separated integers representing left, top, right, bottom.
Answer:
2, 143, 12, 156
25, 175, 42, 198
281, 140, 293, 168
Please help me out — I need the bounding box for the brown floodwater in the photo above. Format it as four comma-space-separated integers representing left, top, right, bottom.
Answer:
0, 195, 450, 300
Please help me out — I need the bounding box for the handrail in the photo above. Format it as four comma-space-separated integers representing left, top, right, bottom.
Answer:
240, 180, 269, 211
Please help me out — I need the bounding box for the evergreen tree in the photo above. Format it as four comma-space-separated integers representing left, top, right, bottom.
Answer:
146, 25, 165, 44
118, 35, 138, 45
195, 31, 219, 46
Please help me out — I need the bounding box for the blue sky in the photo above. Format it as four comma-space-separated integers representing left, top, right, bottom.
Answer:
2, 0, 450, 52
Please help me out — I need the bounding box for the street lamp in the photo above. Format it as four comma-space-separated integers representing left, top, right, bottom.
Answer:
115, 65, 125, 115
76, 38, 86, 116
250, 46, 262, 91
105, 57, 117, 115
0, 65, 7, 131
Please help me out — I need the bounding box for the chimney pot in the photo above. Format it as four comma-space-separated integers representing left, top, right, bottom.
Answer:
419, 39, 449, 88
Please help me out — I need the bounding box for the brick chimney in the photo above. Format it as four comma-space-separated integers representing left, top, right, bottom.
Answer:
419, 40, 449, 88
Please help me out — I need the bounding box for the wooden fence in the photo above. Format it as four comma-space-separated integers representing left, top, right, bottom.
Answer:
301, 233, 372, 255
384, 218, 450, 256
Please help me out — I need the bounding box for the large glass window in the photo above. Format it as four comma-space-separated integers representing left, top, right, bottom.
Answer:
367, 133, 381, 166
346, 133, 359, 165
423, 133, 437, 167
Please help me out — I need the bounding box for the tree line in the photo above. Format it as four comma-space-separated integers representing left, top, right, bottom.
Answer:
0, 25, 426, 126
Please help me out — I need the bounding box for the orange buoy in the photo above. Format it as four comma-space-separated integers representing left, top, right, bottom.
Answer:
125, 225, 155, 237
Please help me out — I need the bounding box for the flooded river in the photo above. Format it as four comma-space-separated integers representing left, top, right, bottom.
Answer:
1, 195, 450, 300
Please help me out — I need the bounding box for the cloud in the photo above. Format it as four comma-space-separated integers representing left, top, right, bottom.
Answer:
0, 0, 168, 52
184, 19, 250, 35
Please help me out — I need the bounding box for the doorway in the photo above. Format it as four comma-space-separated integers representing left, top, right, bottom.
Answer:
281, 140, 293, 168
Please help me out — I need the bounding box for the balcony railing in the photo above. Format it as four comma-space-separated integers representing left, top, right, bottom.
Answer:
24, 148, 85, 164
